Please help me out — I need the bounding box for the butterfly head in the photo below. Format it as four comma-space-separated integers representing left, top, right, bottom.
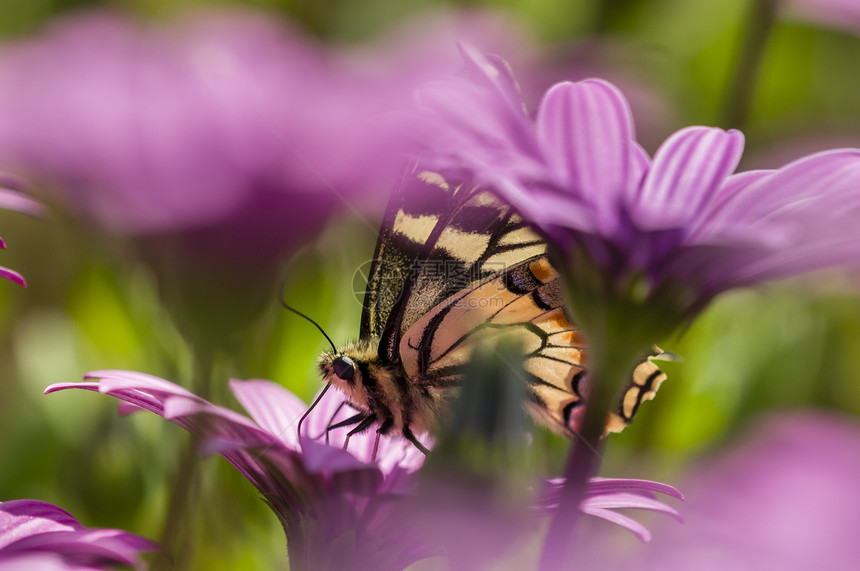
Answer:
319, 351, 360, 389
318, 338, 384, 410
331, 355, 356, 383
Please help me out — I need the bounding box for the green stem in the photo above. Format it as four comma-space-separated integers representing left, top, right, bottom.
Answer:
537, 321, 642, 570
721, 0, 779, 130
537, 250, 664, 569
154, 349, 213, 570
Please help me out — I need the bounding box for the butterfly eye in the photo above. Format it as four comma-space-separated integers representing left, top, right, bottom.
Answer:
333, 356, 355, 382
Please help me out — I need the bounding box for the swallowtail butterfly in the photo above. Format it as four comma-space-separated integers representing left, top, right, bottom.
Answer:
318, 167, 665, 453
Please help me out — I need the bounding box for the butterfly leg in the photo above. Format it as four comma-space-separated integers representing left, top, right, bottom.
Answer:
324, 410, 363, 445
328, 412, 365, 431
342, 414, 377, 451
371, 432, 382, 463
327, 412, 365, 449
371, 418, 394, 462
319, 401, 348, 443
402, 426, 430, 456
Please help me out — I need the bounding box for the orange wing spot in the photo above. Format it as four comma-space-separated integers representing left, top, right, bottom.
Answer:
490, 292, 540, 325
540, 346, 585, 366
550, 330, 585, 347
540, 310, 572, 334
529, 257, 557, 283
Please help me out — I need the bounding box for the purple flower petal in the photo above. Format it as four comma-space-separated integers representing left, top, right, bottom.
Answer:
0, 501, 80, 550
0, 186, 43, 216
636, 127, 744, 230
0, 177, 39, 287
593, 413, 860, 570
581, 507, 657, 542
4, 530, 155, 567
46, 371, 435, 569
584, 477, 685, 500
536, 79, 637, 234
0, 553, 70, 570
697, 149, 860, 287
414, 47, 545, 187
299, 437, 384, 495
457, 44, 527, 121
0, 267, 26, 287
0, 500, 156, 569
161, 395, 275, 445
785, 0, 860, 33
0, 11, 451, 283
229, 379, 307, 449
582, 492, 683, 521
415, 53, 860, 313
303, 386, 428, 474
538, 477, 683, 542
706, 148, 860, 231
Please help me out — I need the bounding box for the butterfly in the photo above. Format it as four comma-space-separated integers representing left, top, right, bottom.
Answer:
318, 167, 665, 454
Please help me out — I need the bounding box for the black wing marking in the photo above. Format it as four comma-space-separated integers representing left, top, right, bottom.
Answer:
399, 255, 666, 435
360, 167, 453, 339
378, 174, 545, 362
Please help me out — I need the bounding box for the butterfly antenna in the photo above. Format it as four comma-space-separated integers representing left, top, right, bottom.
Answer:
278, 281, 337, 353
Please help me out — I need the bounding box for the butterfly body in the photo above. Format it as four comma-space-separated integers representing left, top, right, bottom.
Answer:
318, 167, 665, 450
319, 337, 450, 438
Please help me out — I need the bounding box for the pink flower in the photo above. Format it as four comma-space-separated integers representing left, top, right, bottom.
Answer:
46, 371, 682, 568
784, 0, 860, 33
46, 371, 434, 569
0, 499, 156, 570
0, 12, 411, 248
581, 413, 860, 571
0, 175, 42, 287
416, 48, 860, 317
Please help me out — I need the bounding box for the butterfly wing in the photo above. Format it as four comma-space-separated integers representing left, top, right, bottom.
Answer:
360, 167, 453, 339
398, 254, 666, 434
377, 173, 544, 361
366, 169, 664, 434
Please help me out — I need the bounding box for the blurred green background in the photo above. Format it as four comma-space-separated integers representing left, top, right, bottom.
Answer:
2, 0, 860, 568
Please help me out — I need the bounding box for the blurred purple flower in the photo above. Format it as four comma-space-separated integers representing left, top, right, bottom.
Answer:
45, 371, 434, 569
540, 477, 683, 543
417, 48, 860, 316
581, 413, 860, 571
784, 0, 860, 33
409, 472, 682, 568
417, 49, 860, 566
0, 499, 156, 570
363, 9, 673, 145
0, 12, 415, 254
0, 10, 465, 340
0, 175, 42, 287
46, 371, 681, 568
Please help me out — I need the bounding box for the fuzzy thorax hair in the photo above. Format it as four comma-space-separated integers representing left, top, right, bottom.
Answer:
318, 337, 444, 435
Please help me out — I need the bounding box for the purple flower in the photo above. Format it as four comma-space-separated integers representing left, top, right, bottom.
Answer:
0, 11, 448, 340
0, 175, 42, 287
784, 0, 860, 33
417, 48, 860, 316
45, 371, 681, 568
540, 477, 683, 543
415, 48, 860, 566
0, 12, 412, 246
581, 413, 860, 571
0, 499, 156, 570
45, 371, 434, 569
